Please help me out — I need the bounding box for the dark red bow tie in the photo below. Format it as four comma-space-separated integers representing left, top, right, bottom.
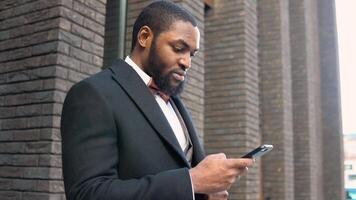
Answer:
148, 80, 170, 103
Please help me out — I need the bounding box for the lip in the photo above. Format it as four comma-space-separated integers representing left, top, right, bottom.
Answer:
172, 71, 186, 81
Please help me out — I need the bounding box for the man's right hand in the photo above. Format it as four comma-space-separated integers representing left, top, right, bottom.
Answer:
189, 153, 254, 194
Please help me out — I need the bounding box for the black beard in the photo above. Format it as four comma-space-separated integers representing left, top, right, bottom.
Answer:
146, 40, 185, 97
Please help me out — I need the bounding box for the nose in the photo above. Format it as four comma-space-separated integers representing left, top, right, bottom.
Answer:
178, 53, 191, 71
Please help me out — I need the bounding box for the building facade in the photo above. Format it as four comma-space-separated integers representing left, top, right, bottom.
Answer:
0, 0, 343, 199
344, 133, 356, 189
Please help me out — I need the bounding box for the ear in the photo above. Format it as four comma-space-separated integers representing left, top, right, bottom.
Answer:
137, 26, 153, 48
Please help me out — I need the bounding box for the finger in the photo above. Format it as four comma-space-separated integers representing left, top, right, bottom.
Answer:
226, 158, 254, 168
208, 153, 226, 159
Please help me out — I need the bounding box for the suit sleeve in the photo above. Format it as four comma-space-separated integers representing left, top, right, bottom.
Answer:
61, 80, 194, 200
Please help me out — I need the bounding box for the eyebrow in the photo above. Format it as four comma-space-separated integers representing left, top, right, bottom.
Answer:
174, 39, 199, 56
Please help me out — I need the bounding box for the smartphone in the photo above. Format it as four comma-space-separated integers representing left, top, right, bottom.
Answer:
241, 144, 273, 158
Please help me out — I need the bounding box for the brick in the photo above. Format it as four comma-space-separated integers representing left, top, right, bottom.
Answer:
13, 179, 37, 191
83, 17, 104, 36
25, 141, 52, 153
42, 79, 56, 90
95, 12, 105, 25
32, 41, 58, 55
59, 0, 73, 8
94, 34, 104, 45
2, 54, 57, 74
58, 17, 71, 32
23, 167, 50, 179
71, 23, 95, 41
0, 107, 16, 118
82, 39, 104, 56
6, 71, 30, 83
85, 0, 106, 14
80, 62, 101, 75
58, 30, 82, 48
39, 155, 62, 167
0, 154, 15, 165
22, 192, 63, 200
0, 191, 21, 200
60, 6, 84, 25
37, 180, 64, 192
12, 154, 39, 166
38, 128, 58, 142
0, 80, 43, 95
73, 1, 96, 20
93, 55, 103, 67
13, 129, 41, 141
0, 166, 23, 178
0, 178, 13, 190
70, 46, 93, 63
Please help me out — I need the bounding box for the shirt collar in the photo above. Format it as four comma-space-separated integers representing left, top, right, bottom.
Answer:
124, 56, 151, 86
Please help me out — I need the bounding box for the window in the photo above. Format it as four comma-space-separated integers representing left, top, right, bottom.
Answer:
345, 164, 353, 170
349, 174, 356, 180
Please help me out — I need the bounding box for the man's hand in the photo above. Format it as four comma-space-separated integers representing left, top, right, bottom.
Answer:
189, 153, 253, 194
208, 190, 229, 200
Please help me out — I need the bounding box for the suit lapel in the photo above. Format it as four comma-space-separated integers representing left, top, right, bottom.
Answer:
171, 97, 206, 166
108, 59, 189, 167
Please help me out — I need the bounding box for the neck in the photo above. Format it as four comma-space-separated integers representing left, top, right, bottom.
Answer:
129, 49, 147, 72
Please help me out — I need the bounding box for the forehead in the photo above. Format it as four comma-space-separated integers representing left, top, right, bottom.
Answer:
157, 20, 200, 49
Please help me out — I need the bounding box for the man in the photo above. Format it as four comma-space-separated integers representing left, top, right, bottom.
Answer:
61, 1, 253, 200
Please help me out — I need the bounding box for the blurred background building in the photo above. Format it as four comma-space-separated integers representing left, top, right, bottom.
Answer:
0, 0, 344, 199
344, 133, 356, 188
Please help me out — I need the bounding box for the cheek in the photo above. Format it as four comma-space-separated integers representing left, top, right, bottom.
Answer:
155, 46, 178, 73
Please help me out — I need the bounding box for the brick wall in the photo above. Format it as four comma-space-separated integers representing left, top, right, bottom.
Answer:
258, 1, 294, 199
205, 1, 260, 199
0, 0, 344, 199
0, 1, 66, 199
289, 0, 324, 199
318, 0, 344, 199
0, 0, 106, 199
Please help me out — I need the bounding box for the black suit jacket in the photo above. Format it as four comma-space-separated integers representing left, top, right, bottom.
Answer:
61, 59, 207, 200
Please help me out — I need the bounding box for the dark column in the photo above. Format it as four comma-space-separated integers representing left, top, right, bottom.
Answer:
205, 1, 260, 199
289, 0, 324, 199
318, 0, 344, 199
258, 0, 294, 199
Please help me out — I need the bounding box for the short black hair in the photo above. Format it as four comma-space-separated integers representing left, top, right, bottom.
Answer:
131, 1, 197, 52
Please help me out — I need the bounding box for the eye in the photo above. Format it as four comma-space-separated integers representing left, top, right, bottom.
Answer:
173, 45, 185, 52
